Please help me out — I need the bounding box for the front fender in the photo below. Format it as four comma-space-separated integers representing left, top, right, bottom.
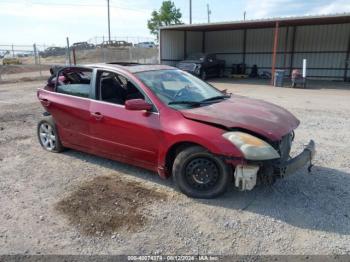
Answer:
157, 126, 244, 177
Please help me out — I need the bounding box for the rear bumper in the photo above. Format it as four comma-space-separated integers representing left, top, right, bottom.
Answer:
277, 140, 316, 177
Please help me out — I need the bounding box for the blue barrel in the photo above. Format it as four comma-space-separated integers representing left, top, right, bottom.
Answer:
274, 70, 285, 87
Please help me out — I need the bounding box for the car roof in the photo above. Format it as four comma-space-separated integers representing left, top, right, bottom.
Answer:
85, 63, 176, 73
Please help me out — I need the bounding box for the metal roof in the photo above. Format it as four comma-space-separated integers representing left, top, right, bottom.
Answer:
160, 13, 350, 31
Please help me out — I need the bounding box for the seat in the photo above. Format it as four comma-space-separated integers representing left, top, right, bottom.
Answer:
100, 77, 125, 104
125, 81, 144, 100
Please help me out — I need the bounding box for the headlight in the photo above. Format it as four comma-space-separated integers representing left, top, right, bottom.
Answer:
222, 131, 280, 160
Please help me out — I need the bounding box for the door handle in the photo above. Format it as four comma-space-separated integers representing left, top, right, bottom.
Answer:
91, 112, 103, 120
39, 98, 51, 107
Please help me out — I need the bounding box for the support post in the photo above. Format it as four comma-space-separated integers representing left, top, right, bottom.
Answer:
283, 26, 289, 71
33, 43, 38, 65
271, 21, 279, 85
242, 29, 247, 64
344, 31, 350, 82
72, 47, 77, 65
189, 0, 192, 24
289, 26, 296, 76
184, 31, 187, 59
66, 37, 71, 65
107, 0, 111, 42
202, 31, 206, 53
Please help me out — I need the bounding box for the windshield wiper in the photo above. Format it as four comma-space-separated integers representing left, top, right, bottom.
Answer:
200, 94, 231, 103
168, 100, 202, 106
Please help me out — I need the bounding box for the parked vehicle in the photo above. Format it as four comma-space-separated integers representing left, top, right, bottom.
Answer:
135, 41, 156, 48
177, 53, 225, 80
37, 63, 316, 198
2, 57, 21, 65
72, 42, 94, 50
39, 47, 66, 58
97, 40, 132, 48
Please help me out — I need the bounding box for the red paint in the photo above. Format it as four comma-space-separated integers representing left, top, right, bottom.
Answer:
37, 65, 300, 178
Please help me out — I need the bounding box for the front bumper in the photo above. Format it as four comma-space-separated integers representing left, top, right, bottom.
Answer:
277, 140, 316, 177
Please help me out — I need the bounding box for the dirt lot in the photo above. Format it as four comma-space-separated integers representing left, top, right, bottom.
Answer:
0, 78, 350, 255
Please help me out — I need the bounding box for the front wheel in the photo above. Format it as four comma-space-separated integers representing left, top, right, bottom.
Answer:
37, 117, 64, 153
172, 146, 232, 198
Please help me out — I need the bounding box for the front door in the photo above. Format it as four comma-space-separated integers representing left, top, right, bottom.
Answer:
89, 70, 161, 170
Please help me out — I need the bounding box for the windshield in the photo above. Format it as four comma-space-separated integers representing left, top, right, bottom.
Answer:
135, 69, 226, 108
187, 53, 205, 61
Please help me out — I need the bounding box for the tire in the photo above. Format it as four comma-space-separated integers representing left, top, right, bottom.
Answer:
200, 70, 207, 80
172, 146, 232, 198
37, 116, 64, 153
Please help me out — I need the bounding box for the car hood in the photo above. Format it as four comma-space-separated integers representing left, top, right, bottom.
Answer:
180, 95, 300, 141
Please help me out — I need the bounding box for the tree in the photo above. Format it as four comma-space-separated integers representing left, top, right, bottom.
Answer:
147, 1, 183, 39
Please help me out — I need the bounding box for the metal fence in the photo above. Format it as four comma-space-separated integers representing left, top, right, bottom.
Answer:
0, 36, 158, 83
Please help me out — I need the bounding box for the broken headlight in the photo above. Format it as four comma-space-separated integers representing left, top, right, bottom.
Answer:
222, 131, 280, 160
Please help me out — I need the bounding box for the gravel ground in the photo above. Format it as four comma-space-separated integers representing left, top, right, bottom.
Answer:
0, 79, 350, 255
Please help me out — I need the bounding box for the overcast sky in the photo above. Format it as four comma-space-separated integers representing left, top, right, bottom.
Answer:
0, 0, 349, 47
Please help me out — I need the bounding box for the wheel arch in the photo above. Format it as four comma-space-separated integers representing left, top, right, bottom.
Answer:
163, 141, 206, 178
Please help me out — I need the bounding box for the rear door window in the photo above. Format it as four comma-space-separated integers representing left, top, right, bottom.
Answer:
55, 68, 92, 98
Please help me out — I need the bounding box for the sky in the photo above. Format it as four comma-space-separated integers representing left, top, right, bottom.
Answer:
0, 0, 350, 47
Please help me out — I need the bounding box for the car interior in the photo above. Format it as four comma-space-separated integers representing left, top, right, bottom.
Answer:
98, 71, 144, 105
55, 68, 92, 98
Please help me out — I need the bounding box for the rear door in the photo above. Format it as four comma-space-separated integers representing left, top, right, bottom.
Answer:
88, 69, 161, 169
38, 67, 93, 149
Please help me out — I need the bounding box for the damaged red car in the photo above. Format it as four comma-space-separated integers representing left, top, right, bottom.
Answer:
37, 63, 316, 198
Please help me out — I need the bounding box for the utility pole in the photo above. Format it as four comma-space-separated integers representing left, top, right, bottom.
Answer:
207, 4, 211, 23
189, 0, 192, 24
243, 11, 246, 20
107, 0, 111, 42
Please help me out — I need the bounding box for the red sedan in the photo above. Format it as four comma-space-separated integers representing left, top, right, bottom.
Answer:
37, 63, 315, 198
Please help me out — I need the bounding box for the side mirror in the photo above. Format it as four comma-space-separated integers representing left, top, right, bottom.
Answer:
125, 99, 152, 111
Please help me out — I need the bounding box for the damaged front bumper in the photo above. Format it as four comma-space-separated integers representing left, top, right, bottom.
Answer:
277, 139, 316, 177
232, 140, 316, 191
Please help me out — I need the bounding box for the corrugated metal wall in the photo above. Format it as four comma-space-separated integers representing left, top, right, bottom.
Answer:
160, 30, 184, 66
186, 31, 203, 55
160, 22, 350, 80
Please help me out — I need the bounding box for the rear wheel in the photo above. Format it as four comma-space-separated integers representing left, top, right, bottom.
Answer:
37, 117, 64, 153
172, 146, 231, 198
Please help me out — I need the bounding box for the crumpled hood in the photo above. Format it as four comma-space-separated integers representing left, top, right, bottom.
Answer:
181, 95, 300, 141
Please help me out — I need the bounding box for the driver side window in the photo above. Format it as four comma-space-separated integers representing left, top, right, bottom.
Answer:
97, 70, 144, 105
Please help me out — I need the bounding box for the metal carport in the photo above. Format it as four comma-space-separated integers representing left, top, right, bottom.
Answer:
159, 13, 350, 82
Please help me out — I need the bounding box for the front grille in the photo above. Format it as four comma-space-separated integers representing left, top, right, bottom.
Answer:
177, 63, 196, 71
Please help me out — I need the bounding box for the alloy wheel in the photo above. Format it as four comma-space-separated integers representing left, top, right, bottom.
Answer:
39, 123, 56, 151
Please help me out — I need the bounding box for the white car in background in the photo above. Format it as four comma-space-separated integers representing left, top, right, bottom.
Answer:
135, 42, 156, 48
